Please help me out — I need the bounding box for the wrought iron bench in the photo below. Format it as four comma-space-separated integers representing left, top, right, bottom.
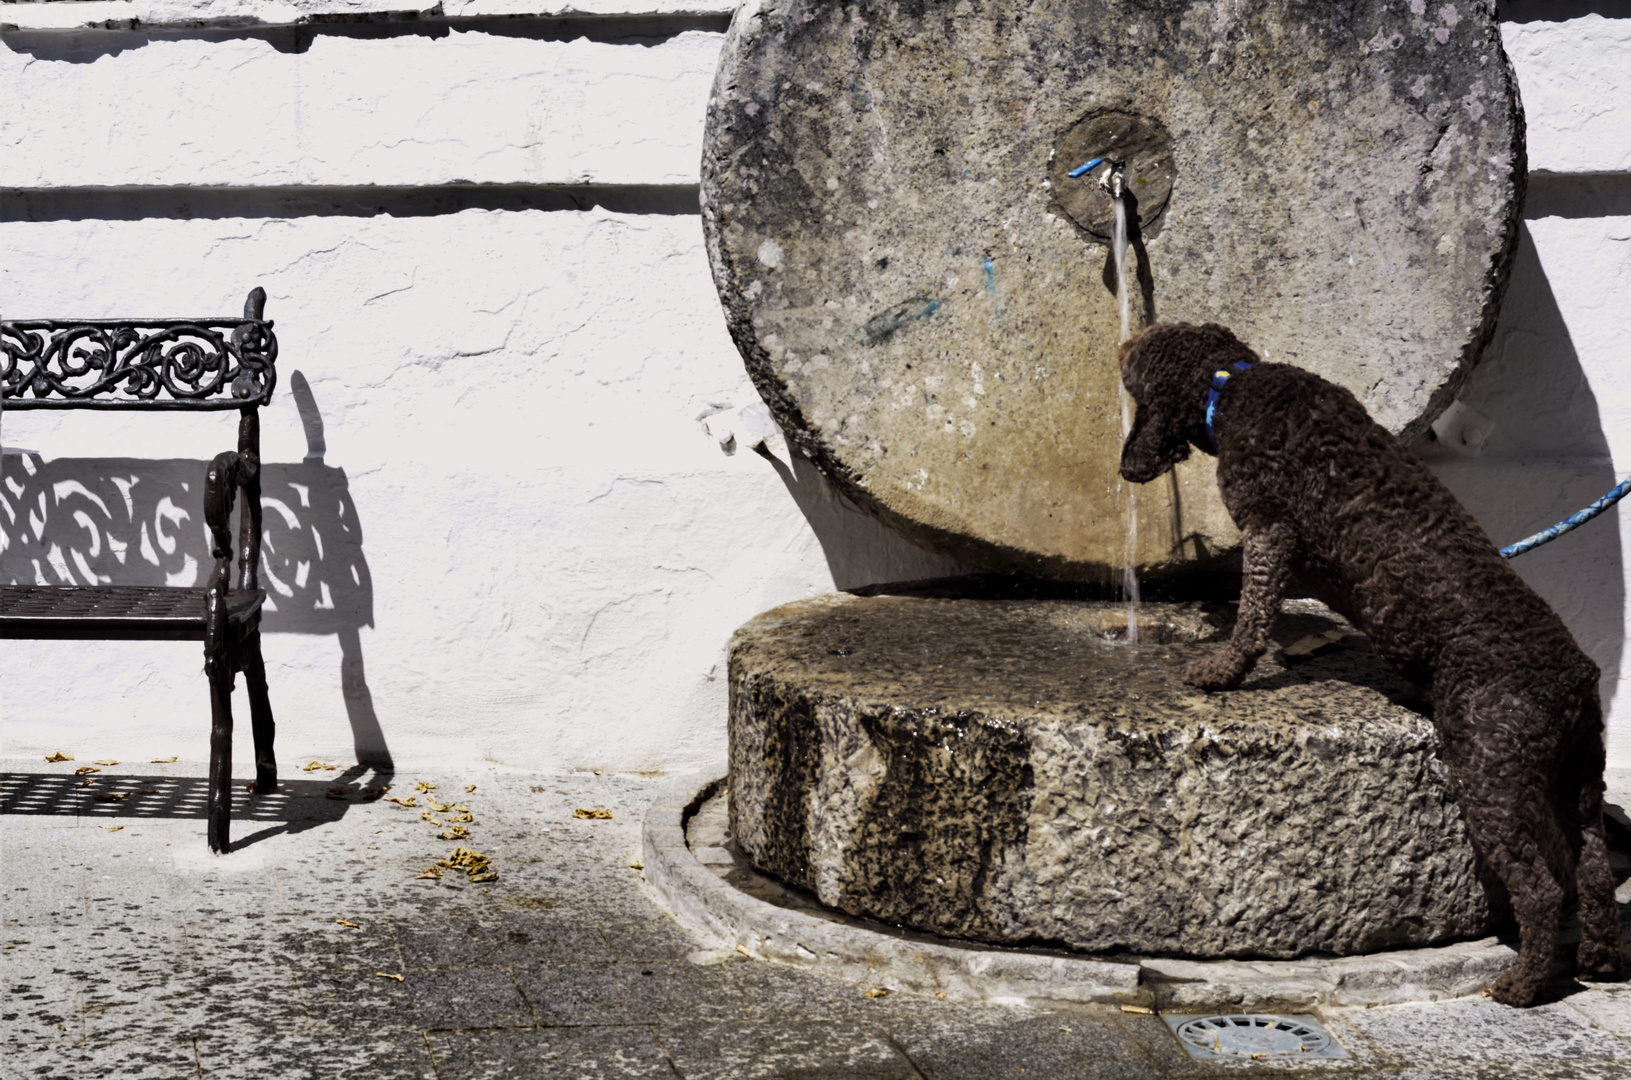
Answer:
1, 288, 279, 852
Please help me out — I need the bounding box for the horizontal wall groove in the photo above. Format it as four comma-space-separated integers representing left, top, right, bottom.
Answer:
1, 11, 731, 58
0, 183, 703, 221
5, 174, 1626, 224
1526, 172, 1631, 219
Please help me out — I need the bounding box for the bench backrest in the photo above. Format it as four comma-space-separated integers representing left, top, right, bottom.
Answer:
1, 288, 276, 411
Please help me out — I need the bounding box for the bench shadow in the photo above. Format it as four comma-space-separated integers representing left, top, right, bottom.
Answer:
0, 766, 389, 849
0, 370, 392, 768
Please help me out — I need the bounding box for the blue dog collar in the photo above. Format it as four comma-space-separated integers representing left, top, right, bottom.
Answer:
1203, 361, 1253, 452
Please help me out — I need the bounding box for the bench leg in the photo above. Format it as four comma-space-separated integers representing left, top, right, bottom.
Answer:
207, 657, 236, 854
242, 631, 278, 795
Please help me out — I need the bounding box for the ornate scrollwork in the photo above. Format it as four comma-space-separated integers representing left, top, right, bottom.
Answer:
1, 314, 277, 410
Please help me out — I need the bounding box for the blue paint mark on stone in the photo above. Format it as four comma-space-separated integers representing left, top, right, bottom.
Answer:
861, 298, 941, 344
983, 256, 996, 292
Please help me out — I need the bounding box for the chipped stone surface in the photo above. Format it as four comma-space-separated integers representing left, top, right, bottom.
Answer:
728, 594, 1499, 958
703, 0, 1524, 580
0, 212, 831, 775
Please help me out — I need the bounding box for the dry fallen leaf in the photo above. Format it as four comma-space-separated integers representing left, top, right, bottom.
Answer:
416, 867, 444, 880
935, 992, 948, 1000
44, 751, 74, 763
426, 798, 453, 813
374, 972, 404, 982
302, 761, 338, 772
439, 826, 470, 841
436, 846, 496, 882
78, 779, 95, 788
415, 781, 437, 793
1280, 629, 1348, 662
421, 811, 444, 826
334, 918, 360, 929
384, 795, 418, 808
464, 785, 477, 794
326, 786, 349, 801
99, 825, 124, 832
446, 811, 474, 824
863, 988, 891, 999
94, 793, 128, 802
627, 859, 644, 870
573, 807, 612, 820
361, 787, 387, 800
151, 756, 178, 763
93, 759, 120, 767
1119, 1005, 1153, 1015
74, 766, 101, 776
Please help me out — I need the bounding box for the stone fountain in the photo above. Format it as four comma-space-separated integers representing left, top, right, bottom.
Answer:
700, 0, 1524, 962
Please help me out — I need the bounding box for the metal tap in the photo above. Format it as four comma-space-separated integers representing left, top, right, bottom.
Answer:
1098, 158, 1126, 199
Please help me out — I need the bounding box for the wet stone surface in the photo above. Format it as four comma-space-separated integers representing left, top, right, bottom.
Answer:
703, 0, 1523, 580
728, 594, 1498, 958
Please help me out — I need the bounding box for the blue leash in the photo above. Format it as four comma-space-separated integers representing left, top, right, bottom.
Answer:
1499, 480, 1631, 558
1198, 359, 1627, 559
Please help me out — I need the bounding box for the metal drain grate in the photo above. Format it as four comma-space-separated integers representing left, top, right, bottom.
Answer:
1164, 1014, 1350, 1061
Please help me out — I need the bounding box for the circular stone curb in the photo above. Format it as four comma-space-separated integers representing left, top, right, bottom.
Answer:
643, 774, 1525, 1009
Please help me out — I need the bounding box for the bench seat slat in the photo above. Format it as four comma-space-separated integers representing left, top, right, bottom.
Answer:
0, 585, 263, 641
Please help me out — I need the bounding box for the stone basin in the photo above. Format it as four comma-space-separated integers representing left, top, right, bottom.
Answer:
728, 594, 1499, 959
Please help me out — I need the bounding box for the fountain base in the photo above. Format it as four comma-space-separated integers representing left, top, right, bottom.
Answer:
728, 594, 1499, 959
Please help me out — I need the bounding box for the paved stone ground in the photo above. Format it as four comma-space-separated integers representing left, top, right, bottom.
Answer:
6, 758, 1631, 1079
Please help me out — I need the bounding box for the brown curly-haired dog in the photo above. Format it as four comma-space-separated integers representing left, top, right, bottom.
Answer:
1119, 321, 1622, 1006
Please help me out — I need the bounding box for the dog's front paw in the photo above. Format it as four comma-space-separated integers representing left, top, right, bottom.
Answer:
1183, 652, 1248, 691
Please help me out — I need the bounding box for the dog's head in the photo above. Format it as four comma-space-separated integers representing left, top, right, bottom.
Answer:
1118, 322, 1260, 483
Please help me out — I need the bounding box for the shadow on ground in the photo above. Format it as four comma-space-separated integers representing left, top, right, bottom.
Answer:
0, 766, 392, 849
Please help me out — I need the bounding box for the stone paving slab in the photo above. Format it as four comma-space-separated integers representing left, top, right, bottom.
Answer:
6, 758, 1631, 1079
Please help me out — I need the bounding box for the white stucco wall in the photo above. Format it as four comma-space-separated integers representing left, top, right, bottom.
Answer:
3, 4, 1631, 772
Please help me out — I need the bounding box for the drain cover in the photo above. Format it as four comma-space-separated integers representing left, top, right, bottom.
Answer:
1164, 1014, 1350, 1061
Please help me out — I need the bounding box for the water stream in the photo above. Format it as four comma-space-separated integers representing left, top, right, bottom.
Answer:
1111, 189, 1142, 643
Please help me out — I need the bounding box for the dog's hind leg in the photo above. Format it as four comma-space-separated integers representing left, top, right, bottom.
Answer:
1463, 799, 1565, 1006
1567, 700, 1622, 982
1574, 778, 1622, 981
1449, 712, 1567, 1008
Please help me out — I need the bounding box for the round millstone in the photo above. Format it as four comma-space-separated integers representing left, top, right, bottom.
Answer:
728, 595, 1499, 959
703, 0, 1523, 580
